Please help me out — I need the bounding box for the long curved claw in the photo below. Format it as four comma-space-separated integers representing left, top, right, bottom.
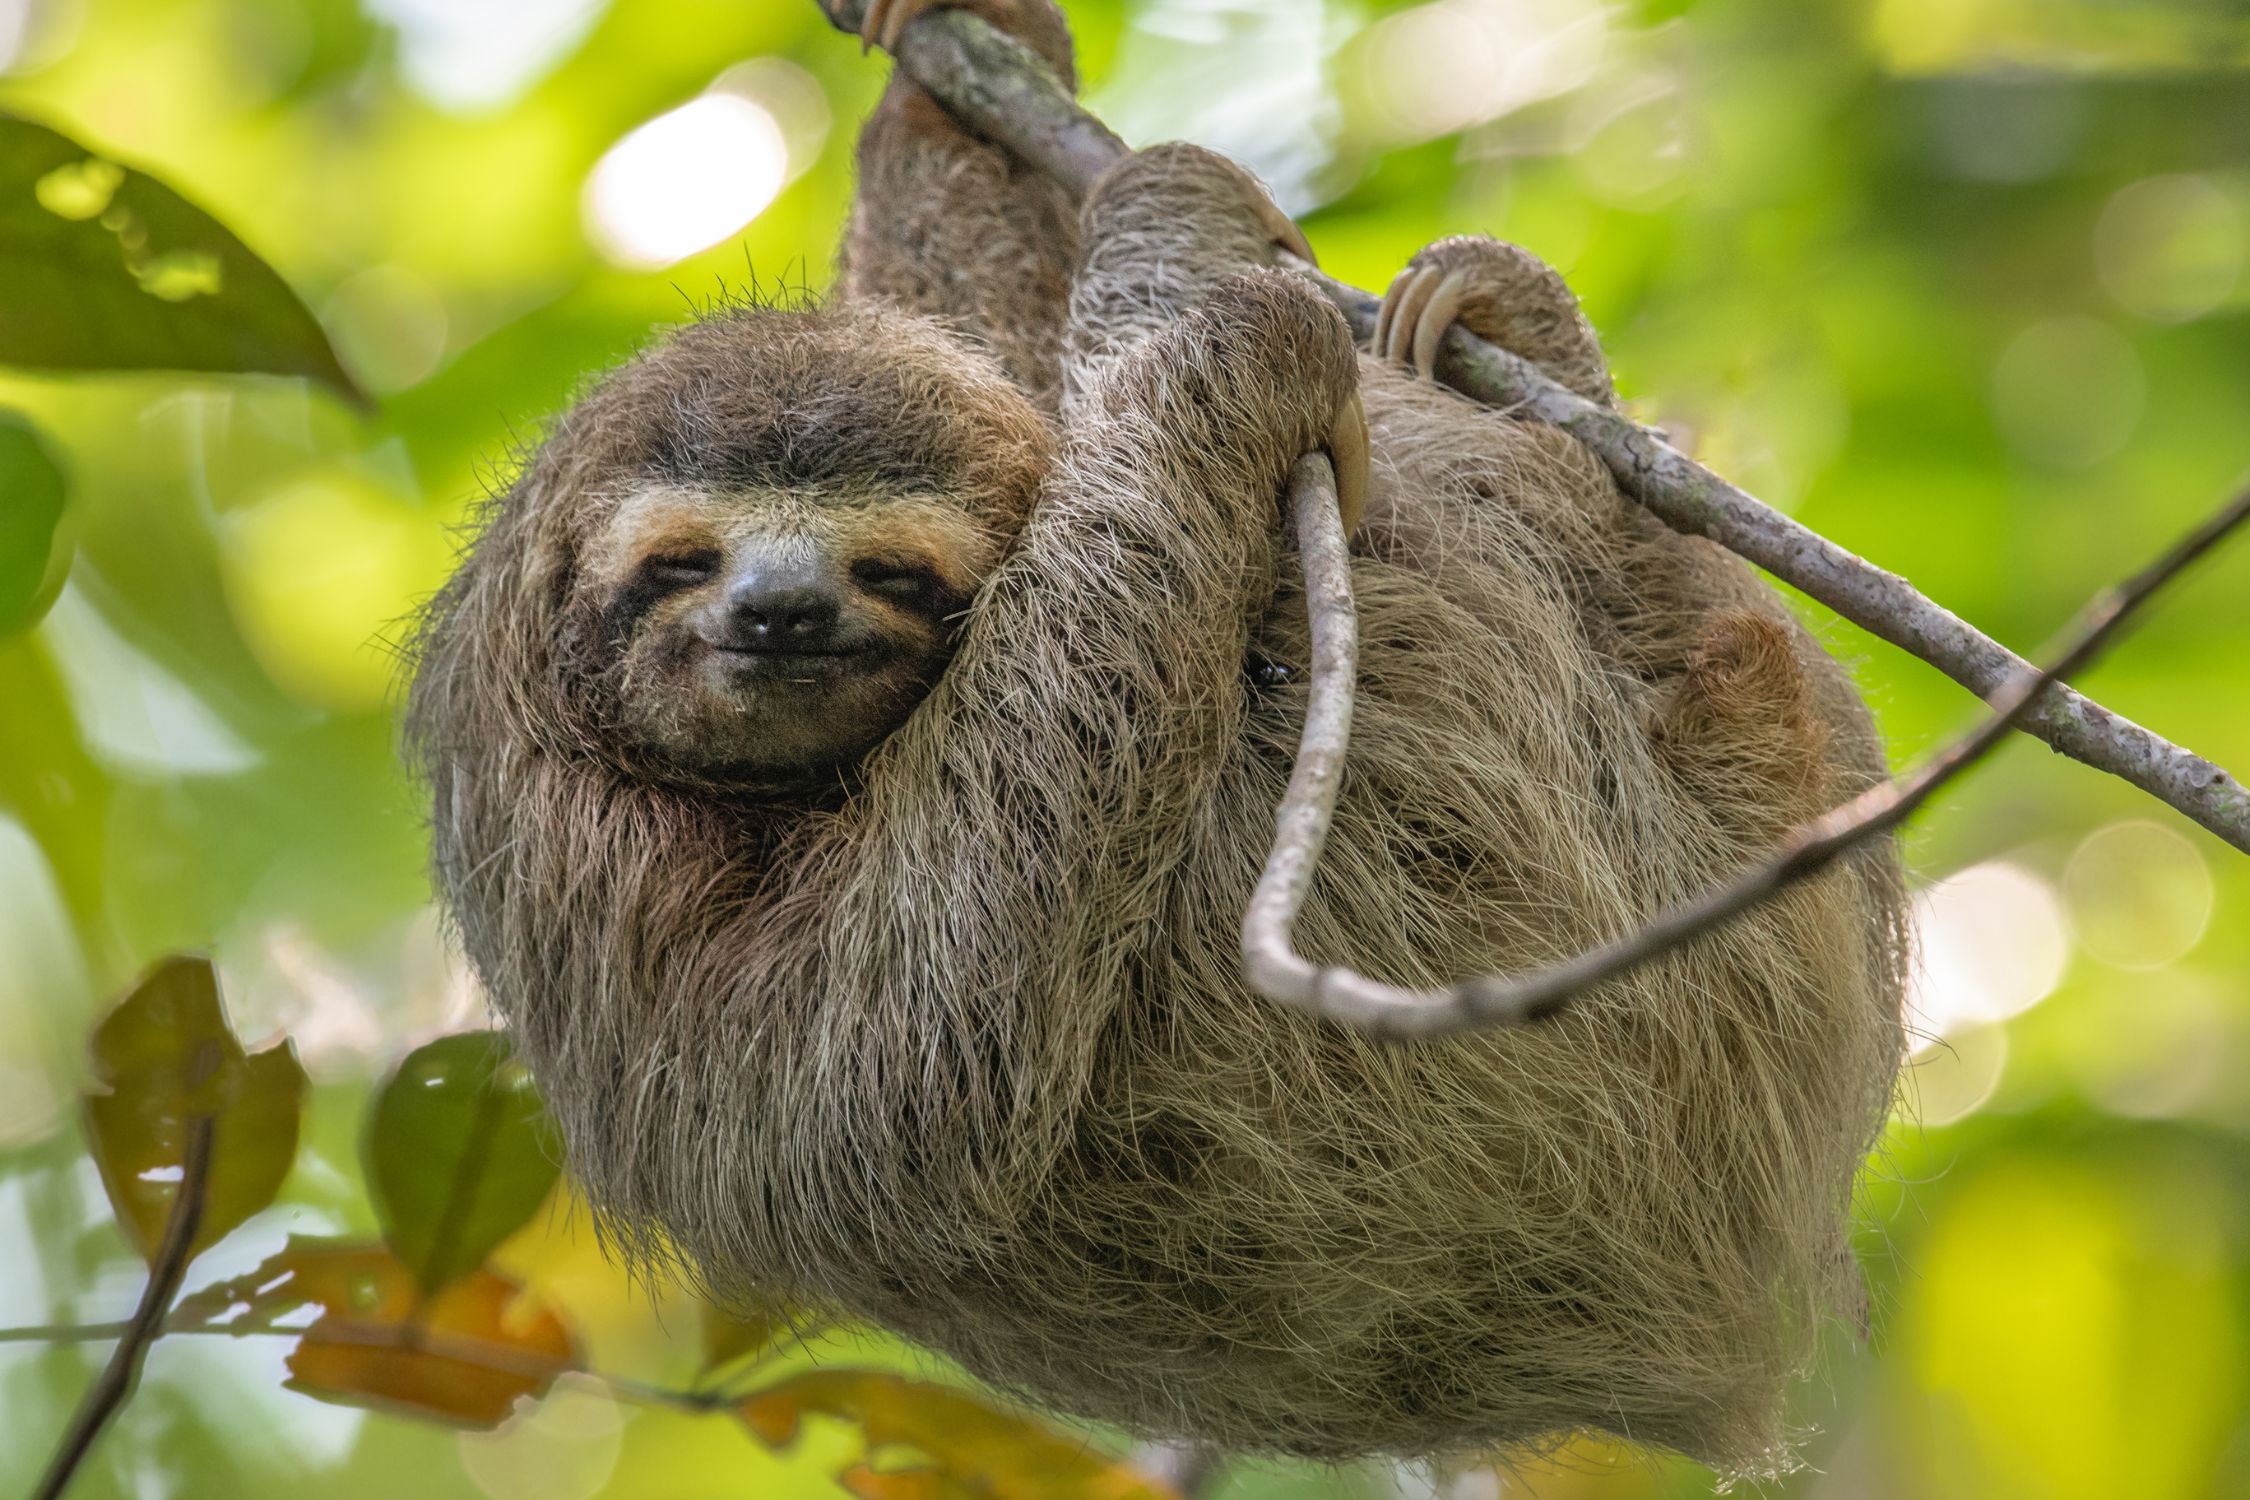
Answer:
1372, 266, 1407, 357
1249, 191, 1317, 267
1376, 264, 1440, 368
1409, 268, 1472, 381
1326, 390, 1370, 539
862, 0, 947, 53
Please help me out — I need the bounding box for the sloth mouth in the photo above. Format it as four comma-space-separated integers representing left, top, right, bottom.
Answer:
711, 642, 870, 661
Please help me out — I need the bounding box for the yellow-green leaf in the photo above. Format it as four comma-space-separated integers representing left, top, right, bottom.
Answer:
81, 954, 307, 1263
366, 1031, 559, 1293
740, 1370, 1177, 1500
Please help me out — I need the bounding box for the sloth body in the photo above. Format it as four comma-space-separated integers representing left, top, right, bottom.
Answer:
409, 0, 1906, 1472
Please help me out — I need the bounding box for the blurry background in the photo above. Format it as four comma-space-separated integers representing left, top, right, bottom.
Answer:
2, 0, 2248, 1496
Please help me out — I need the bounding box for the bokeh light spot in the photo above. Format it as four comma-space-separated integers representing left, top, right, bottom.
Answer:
1905, 1023, 2008, 1127
2095, 173, 2245, 324
1907, 861, 2070, 1048
2063, 819, 2214, 971
584, 94, 788, 270
711, 56, 832, 183
458, 1376, 623, 1500
1352, 0, 1611, 146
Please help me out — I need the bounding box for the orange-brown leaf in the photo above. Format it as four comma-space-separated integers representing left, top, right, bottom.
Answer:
738, 1370, 1175, 1500
843, 1464, 964, 1500
177, 1237, 576, 1428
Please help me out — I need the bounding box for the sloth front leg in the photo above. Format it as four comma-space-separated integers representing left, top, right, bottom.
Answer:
1066, 145, 1315, 392
1066, 143, 1365, 529
1373, 236, 1617, 407
835, 0, 1079, 407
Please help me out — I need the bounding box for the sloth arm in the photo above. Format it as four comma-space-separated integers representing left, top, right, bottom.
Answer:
821, 272, 1361, 1214
836, 0, 1081, 410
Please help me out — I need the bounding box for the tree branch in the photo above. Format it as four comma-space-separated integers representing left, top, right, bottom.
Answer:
1244, 477, 2250, 1038
817, 0, 2249, 853
32, 1115, 214, 1500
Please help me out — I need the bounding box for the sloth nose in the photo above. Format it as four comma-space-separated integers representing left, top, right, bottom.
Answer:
723, 564, 844, 652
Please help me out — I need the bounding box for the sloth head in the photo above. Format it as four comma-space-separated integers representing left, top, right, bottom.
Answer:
416, 302, 1055, 799
578, 474, 1002, 788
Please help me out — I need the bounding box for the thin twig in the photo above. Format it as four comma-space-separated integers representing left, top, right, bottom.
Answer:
1244, 485, 2250, 1038
5, 1315, 1184, 1491
32, 1115, 215, 1500
2, 1312, 715, 1413
818, 0, 2250, 853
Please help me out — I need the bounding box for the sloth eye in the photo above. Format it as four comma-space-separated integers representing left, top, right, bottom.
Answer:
851, 557, 949, 610
639, 550, 720, 590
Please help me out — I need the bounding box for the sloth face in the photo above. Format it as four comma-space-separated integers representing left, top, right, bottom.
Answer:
577, 484, 1005, 789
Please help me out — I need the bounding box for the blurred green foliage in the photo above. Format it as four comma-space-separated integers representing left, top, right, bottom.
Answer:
0, 0, 2247, 1496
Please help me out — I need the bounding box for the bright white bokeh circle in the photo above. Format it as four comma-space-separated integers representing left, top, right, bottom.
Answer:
585, 94, 789, 270
1907, 861, 2071, 1052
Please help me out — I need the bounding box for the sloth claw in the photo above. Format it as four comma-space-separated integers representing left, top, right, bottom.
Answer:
1375, 264, 1472, 380
860, 0, 944, 53
1326, 389, 1370, 539
1251, 191, 1317, 268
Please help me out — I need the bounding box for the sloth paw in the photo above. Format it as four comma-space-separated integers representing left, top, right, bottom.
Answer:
856, 0, 937, 52
1373, 236, 1615, 407
853, 0, 1075, 78
1086, 143, 1316, 269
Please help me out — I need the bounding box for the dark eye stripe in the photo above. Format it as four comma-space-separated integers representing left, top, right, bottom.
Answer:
601, 550, 720, 648
642, 549, 721, 587
851, 557, 962, 620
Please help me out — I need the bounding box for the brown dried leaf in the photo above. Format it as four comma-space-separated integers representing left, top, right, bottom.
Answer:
738, 1370, 1176, 1500
177, 1236, 576, 1429
843, 1465, 963, 1500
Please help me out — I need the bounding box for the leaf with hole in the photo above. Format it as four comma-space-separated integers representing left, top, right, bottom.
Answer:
739, 1370, 1178, 1500
0, 112, 361, 401
81, 954, 307, 1264
176, 1236, 576, 1428
0, 407, 66, 636
366, 1031, 559, 1293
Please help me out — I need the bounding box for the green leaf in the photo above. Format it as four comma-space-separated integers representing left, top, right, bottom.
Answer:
0, 408, 67, 636
0, 112, 362, 402
366, 1032, 560, 1293
82, 954, 309, 1263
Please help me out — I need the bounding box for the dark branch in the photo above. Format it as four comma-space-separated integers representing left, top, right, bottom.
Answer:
1245, 482, 2250, 1038
33, 1115, 214, 1500
817, 0, 2249, 854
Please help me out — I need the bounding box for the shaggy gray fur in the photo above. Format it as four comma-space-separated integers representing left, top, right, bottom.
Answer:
406, 3, 1906, 1473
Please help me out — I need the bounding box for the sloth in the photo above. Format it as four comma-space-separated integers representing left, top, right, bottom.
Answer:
406, 0, 1908, 1474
